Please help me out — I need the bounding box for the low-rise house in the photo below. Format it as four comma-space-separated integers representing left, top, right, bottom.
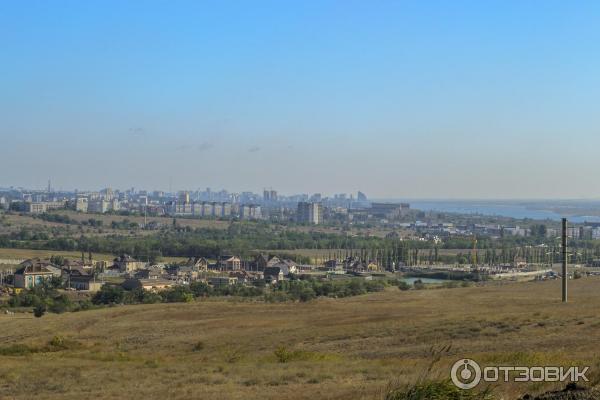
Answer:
134, 266, 164, 280
185, 257, 209, 271
343, 257, 379, 272
255, 255, 298, 275
208, 276, 238, 286
167, 265, 200, 282
271, 259, 298, 275
122, 278, 173, 291
229, 270, 251, 284
113, 254, 147, 273
263, 266, 284, 284
61, 265, 89, 283
165, 260, 206, 282
14, 259, 58, 289
324, 259, 341, 270
255, 254, 270, 271
218, 255, 241, 271
366, 261, 379, 271
255, 254, 282, 271
325, 259, 346, 274
63, 259, 96, 272
69, 274, 104, 291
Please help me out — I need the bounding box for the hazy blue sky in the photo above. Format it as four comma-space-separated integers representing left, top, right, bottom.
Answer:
2, 1, 600, 198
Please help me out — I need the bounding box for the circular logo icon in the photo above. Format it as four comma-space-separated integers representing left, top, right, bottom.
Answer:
451, 359, 481, 390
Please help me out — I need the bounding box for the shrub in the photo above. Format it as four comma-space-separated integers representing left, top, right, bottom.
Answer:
0, 344, 35, 356
164, 286, 194, 303
49, 335, 66, 348
74, 299, 94, 311
274, 346, 294, 363
33, 304, 46, 318
398, 281, 411, 291
141, 290, 163, 304
46, 335, 81, 351
92, 285, 125, 305
190, 281, 213, 297
47, 294, 73, 313
193, 341, 205, 352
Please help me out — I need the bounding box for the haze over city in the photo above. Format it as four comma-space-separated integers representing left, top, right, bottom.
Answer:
2, 1, 600, 198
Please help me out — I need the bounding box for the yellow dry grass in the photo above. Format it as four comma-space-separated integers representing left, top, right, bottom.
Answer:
1, 278, 600, 399
0, 248, 186, 263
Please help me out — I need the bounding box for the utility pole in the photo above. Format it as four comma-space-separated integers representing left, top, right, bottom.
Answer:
562, 218, 568, 303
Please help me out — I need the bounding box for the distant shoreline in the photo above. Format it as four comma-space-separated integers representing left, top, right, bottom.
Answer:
372, 199, 600, 222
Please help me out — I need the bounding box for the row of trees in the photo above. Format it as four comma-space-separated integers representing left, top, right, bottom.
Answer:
89, 277, 389, 306
3, 218, 600, 266
8, 279, 93, 315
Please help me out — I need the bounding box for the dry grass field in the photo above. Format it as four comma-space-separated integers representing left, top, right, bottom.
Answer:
0, 248, 186, 264
2, 279, 600, 400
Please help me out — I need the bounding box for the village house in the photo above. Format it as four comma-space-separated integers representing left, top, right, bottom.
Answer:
255, 254, 283, 271
217, 255, 241, 271
269, 259, 298, 276
166, 265, 200, 283
228, 270, 254, 284
69, 274, 104, 291
63, 258, 96, 271
343, 257, 379, 272
185, 257, 209, 271
208, 276, 238, 286
325, 259, 345, 274
134, 266, 164, 280
59, 266, 104, 291
62, 257, 108, 273
113, 254, 147, 273
254, 254, 299, 275
263, 266, 284, 284
122, 278, 173, 291
14, 259, 59, 289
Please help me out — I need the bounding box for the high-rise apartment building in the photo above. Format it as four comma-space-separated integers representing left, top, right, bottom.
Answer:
297, 202, 322, 224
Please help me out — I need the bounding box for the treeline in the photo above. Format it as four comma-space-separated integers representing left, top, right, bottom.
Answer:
4, 276, 393, 317
8, 279, 93, 315
34, 213, 105, 227
266, 277, 387, 302
0, 223, 415, 258
404, 271, 487, 282
4, 219, 600, 266
91, 278, 389, 306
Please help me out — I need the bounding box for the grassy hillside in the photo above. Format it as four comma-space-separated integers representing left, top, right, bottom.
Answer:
2, 279, 600, 399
